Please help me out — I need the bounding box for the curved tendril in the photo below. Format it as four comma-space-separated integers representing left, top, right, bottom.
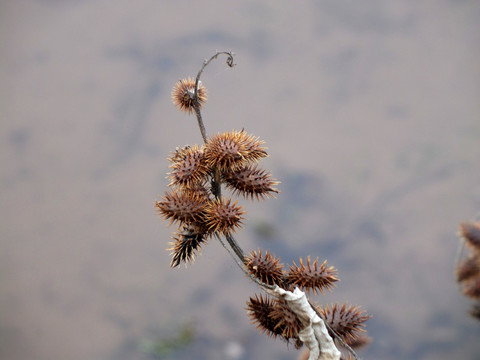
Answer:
193, 51, 235, 144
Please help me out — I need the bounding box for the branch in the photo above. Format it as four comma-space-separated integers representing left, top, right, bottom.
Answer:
175, 51, 352, 359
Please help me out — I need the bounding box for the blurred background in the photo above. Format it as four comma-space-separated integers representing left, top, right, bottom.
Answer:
1, 1, 480, 359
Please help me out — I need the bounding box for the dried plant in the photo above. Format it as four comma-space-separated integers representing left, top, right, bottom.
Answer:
171, 77, 207, 114
455, 220, 480, 320
287, 257, 339, 295
155, 51, 371, 359
245, 249, 285, 286
317, 303, 371, 346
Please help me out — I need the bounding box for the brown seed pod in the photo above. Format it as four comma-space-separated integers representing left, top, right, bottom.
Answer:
245, 249, 284, 286
183, 182, 212, 200
246, 294, 282, 337
204, 197, 245, 234
168, 145, 210, 189
460, 222, 480, 252
270, 298, 304, 340
318, 303, 371, 344
456, 255, 480, 283
168, 225, 208, 267
286, 257, 339, 295
171, 77, 207, 114
240, 130, 269, 164
155, 190, 206, 226
204, 129, 267, 172
168, 145, 191, 165
343, 333, 371, 349
223, 165, 279, 200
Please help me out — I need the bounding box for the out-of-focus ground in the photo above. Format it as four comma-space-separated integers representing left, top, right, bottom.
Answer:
1, 1, 480, 359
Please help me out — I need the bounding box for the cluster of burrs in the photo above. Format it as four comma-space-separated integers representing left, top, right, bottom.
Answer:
244, 251, 371, 352
155, 52, 370, 359
456, 221, 480, 320
155, 127, 278, 267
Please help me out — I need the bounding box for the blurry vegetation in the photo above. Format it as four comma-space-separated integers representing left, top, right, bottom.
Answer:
456, 221, 480, 321
252, 220, 277, 241
140, 322, 195, 359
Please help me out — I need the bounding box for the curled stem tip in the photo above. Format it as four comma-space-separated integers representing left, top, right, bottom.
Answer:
193, 51, 235, 143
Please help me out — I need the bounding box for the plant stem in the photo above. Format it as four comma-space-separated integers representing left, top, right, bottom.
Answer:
190, 51, 246, 263
193, 51, 235, 144
186, 51, 352, 360
225, 232, 245, 263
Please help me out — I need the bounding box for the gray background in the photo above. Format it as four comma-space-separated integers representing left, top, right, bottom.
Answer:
1, 1, 480, 359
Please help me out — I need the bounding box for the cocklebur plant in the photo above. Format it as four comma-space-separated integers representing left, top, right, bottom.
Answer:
155, 51, 371, 360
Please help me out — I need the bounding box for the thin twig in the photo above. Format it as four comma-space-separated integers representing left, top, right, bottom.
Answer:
193, 51, 235, 144
225, 232, 246, 264
211, 167, 222, 198
215, 232, 273, 289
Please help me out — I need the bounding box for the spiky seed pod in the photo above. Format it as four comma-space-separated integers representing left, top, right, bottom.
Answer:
246, 295, 303, 348
318, 303, 371, 344
204, 198, 245, 234
286, 257, 339, 295
184, 182, 212, 200
462, 277, 480, 299
204, 130, 268, 172
245, 249, 284, 286
246, 294, 283, 338
456, 255, 480, 283
171, 77, 207, 114
168, 226, 207, 267
240, 130, 269, 164
460, 221, 480, 252
223, 165, 279, 200
168, 145, 210, 189
343, 334, 371, 349
204, 131, 243, 171
155, 190, 206, 226
270, 298, 304, 341
168, 145, 191, 165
